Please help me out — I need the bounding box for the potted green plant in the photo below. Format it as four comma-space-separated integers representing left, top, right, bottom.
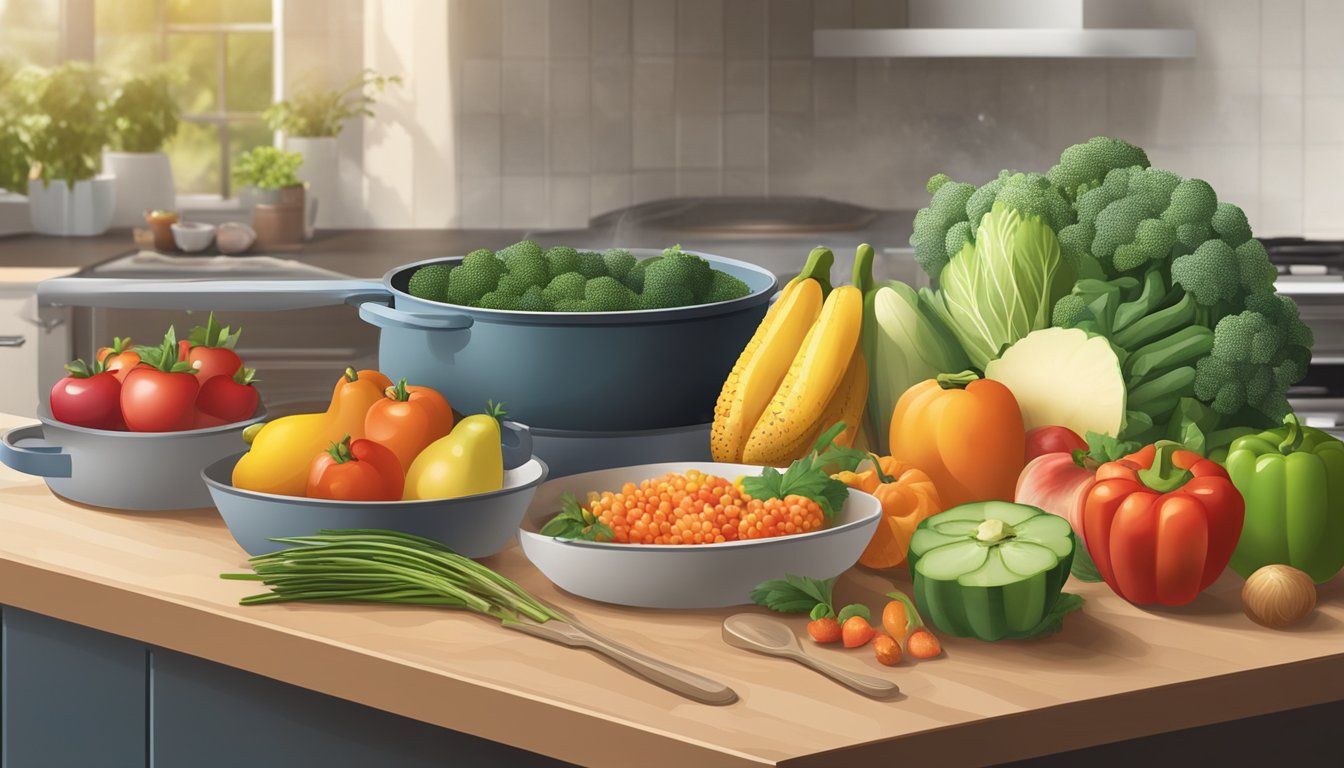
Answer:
13, 62, 115, 236
264, 68, 400, 228
104, 70, 181, 227
0, 57, 27, 196
232, 145, 306, 248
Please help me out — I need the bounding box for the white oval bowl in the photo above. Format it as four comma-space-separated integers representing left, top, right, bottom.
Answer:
519, 461, 881, 609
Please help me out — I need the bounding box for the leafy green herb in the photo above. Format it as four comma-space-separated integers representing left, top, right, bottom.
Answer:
741, 450, 850, 519
836, 603, 870, 624
1072, 430, 1141, 468
187, 312, 241, 350
1015, 593, 1085, 640
1069, 536, 1104, 583
132, 326, 194, 374
538, 493, 613, 542
750, 575, 836, 615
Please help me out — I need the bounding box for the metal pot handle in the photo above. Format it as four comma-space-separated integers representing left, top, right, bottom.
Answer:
500, 421, 533, 470
357, 300, 474, 332
38, 278, 389, 311
0, 424, 72, 478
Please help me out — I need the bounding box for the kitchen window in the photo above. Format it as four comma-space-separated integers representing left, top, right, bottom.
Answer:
0, 0, 282, 200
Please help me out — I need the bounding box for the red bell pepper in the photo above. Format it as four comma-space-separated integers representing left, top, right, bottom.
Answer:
306, 436, 404, 502
1082, 440, 1244, 606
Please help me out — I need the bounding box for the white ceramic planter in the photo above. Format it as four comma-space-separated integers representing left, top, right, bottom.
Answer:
286, 135, 336, 231
27, 176, 116, 236
102, 151, 175, 227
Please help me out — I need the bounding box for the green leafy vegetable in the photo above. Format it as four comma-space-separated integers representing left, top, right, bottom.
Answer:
836, 603, 870, 624
1069, 540, 1103, 583
740, 449, 850, 519
750, 575, 835, 615
538, 493, 613, 542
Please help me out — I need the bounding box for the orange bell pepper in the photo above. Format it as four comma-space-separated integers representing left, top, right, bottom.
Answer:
835, 455, 943, 568
1082, 440, 1244, 606
365, 379, 455, 471
330, 368, 393, 440
306, 435, 404, 501
888, 370, 1025, 508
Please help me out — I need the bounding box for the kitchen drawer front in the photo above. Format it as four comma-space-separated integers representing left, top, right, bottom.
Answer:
1, 607, 147, 768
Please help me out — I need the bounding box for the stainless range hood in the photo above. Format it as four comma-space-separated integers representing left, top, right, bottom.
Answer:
815, 0, 1195, 59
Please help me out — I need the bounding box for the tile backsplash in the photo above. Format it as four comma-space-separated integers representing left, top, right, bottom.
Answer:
447, 0, 1342, 237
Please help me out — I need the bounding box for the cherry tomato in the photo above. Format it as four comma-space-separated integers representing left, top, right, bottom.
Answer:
196, 367, 259, 424
96, 337, 143, 383
50, 359, 123, 430
306, 436, 404, 501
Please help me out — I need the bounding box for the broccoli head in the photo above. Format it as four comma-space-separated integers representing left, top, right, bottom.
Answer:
543, 271, 586, 302
498, 240, 543, 264
545, 246, 580, 279
446, 250, 506, 305
575, 250, 608, 279
477, 290, 521, 311
602, 248, 636, 280
1047, 136, 1151, 201
910, 174, 976, 278
584, 276, 636, 312
704, 270, 750, 304
553, 298, 589, 312
1170, 237, 1279, 325
1194, 293, 1313, 422
1159, 178, 1217, 251
645, 248, 713, 301
516, 285, 554, 312
623, 256, 659, 293
407, 264, 450, 301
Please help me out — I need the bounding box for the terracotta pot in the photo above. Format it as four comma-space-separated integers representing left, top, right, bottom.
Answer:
252, 199, 304, 249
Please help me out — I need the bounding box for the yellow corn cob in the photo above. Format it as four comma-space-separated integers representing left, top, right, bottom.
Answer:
807, 351, 869, 453
741, 282, 864, 466
710, 249, 831, 462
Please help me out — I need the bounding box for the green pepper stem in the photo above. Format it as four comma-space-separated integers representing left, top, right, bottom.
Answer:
1279, 413, 1305, 455
1136, 440, 1193, 494
344, 367, 359, 382
852, 243, 875, 294
975, 518, 1016, 543
937, 370, 980, 390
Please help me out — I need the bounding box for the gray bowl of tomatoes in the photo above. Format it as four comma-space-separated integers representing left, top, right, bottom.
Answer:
0, 316, 266, 511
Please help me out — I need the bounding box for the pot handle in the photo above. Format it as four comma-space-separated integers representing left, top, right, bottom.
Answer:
357, 300, 474, 331
38, 278, 389, 311
0, 424, 72, 478
500, 421, 533, 471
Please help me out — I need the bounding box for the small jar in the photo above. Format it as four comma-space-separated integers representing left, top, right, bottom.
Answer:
144, 209, 180, 252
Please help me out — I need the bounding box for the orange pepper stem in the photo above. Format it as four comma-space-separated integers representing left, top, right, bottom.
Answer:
343, 367, 359, 382
326, 435, 355, 464
936, 370, 980, 390
1136, 440, 1193, 494
1279, 413, 1305, 455
388, 378, 411, 402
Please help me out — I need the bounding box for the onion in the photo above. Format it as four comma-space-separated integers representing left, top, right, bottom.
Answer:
1241, 564, 1316, 629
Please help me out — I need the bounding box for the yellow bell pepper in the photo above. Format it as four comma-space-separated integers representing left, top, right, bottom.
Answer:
233, 368, 393, 497
834, 455, 943, 569
404, 402, 505, 500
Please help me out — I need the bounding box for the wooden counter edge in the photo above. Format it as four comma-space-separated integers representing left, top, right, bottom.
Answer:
0, 557, 777, 768
781, 654, 1344, 767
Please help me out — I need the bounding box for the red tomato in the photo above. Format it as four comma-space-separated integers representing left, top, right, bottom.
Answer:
121, 367, 200, 432
196, 368, 259, 423
306, 436, 404, 501
188, 347, 244, 383
1025, 425, 1087, 462
50, 360, 123, 430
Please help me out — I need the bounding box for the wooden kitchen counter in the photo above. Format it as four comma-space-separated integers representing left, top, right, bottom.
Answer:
0, 412, 1341, 768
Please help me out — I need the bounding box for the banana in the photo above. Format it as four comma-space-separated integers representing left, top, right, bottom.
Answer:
807, 351, 869, 454
741, 279, 864, 466
710, 248, 831, 462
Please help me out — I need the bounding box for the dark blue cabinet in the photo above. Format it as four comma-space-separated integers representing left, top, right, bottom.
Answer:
0, 606, 568, 768
1, 607, 147, 768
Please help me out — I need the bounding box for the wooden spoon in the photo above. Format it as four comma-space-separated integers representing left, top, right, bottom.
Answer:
722, 613, 900, 699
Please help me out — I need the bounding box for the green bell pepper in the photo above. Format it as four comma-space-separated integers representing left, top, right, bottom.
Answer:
908, 502, 1074, 641
1225, 413, 1344, 584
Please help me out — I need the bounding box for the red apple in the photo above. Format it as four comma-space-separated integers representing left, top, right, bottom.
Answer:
1015, 452, 1096, 543
1025, 425, 1087, 462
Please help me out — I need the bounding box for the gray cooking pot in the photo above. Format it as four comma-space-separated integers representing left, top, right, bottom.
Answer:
0, 406, 266, 510
37, 249, 776, 431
